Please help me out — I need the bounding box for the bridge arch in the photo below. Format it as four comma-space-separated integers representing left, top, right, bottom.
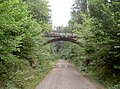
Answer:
43, 31, 81, 46
43, 37, 81, 46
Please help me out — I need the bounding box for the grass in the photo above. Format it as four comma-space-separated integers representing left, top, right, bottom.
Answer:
84, 73, 106, 89
24, 67, 52, 89
0, 60, 57, 89
70, 62, 106, 89
80, 67, 106, 89
24, 61, 57, 89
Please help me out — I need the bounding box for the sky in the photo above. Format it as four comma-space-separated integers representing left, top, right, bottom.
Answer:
48, 0, 74, 27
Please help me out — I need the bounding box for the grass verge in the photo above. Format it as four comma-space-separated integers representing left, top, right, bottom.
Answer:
25, 61, 57, 89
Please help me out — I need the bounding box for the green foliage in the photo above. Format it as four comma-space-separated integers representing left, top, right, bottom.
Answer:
0, 0, 30, 80
109, 83, 120, 89
26, 0, 51, 32
60, 0, 120, 88
0, 0, 55, 89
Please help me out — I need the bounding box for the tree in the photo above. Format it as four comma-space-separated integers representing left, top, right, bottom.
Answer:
0, 0, 54, 88
26, 0, 52, 32
66, 0, 120, 88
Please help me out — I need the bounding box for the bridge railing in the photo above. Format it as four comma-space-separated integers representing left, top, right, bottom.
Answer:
45, 32, 80, 38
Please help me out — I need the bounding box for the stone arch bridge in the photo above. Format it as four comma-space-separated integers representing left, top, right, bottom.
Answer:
43, 31, 81, 46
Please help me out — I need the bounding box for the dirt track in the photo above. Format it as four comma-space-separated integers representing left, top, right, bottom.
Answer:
35, 60, 97, 89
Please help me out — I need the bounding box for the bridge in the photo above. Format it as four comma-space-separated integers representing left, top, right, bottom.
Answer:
43, 31, 81, 46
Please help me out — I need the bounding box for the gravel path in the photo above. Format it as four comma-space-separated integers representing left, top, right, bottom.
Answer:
35, 60, 97, 89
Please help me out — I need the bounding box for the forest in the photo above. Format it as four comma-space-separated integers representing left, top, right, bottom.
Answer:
0, 0, 120, 89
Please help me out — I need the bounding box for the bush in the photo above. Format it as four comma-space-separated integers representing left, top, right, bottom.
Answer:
109, 83, 120, 89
